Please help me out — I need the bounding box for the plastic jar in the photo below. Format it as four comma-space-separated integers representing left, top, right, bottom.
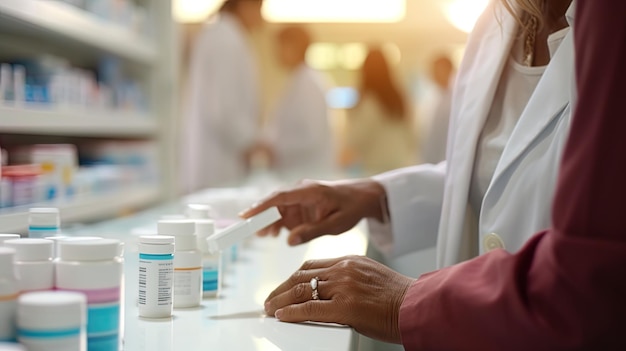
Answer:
138, 236, 175, 319
4, 239, 53, 292
55, 239, 122, 351
157, 220, 201, 309
17, 291, 86, 351
186, 204, 214, 220
28, 208, 60, 239
0, 235, 20, 247
0, 248, 18, 342
195, 220, 221, 298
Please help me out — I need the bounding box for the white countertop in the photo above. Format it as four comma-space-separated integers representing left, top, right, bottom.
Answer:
66, 196, 368, 351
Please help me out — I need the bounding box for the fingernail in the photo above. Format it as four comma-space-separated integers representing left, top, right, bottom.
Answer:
289, 237, 301, 246
275, 309, 283, 320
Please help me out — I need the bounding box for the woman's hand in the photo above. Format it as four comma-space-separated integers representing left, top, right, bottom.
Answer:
240, 179, 388, 246
264, 255, 415, 344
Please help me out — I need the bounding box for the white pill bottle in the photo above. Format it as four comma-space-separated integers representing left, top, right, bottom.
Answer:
4, 239, 54, 293
28, 208, 60, 239
195, 220, 221, 298
55, 239, 123, 351
138, 236, 175, 318
17, 291, 86, 351
157, 220, 202, 309
0, 248, 18, 342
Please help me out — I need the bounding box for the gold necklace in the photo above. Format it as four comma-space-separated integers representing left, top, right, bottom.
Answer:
523, 15, 538, 67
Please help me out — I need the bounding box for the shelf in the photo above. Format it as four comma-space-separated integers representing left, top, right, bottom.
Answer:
0, 184, 161, 233
0, 107, 157, 137
0, 0, 156, 65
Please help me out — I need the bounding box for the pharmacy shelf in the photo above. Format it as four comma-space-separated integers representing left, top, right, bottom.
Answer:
0, 184, 161, 233
0, 0, 156, 64
0, 107, 157, 137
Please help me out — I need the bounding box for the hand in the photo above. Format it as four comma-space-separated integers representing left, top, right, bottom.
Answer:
264, 255, 415, 344
239, 179, 388, 246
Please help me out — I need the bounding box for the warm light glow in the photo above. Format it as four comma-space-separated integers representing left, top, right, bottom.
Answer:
443, 0, 489, 33
173, 0, 223, 23
306, 43, 338, 70
263, 0, 406, 23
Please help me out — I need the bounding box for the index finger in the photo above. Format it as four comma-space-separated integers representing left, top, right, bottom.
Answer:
239, 188, 309, 218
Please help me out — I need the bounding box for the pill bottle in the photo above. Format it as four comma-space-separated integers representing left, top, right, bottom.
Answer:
28, 208, 60, 238
186, 203, 213, 220
194, 220, 221, 298
4, 239, 53, 292
0, 248, 18, 342
17, 291, 86, 351
157, 220, 201, 309
56, 239, 122, 351
44, 236, 102, 259
0, 235, 20, 247
138, 236, 174, 319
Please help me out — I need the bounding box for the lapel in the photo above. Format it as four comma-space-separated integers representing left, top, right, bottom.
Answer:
438, 8, 517, 267
488, 16, 575, 185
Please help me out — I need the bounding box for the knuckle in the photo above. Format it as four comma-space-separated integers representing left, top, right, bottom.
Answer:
290, 269, 307, 284
304, 301, 318, 316
300, 260, 315, 270
292, 283, 307, 300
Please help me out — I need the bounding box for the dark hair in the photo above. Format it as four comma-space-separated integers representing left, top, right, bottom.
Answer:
220, 0, 263, 12
358, 48, 407, 120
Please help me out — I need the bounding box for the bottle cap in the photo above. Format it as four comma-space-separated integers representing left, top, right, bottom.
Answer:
18, 291, 86, 331
0, 234, 21, 246
28, 208, 60, 227
206, 207, 281, 254
186, 204, 213, 219
4, 239, 53, 261
158, 220, 197, 251
58, 239, 121, 261
140, 236, 175, 245
0, 247, 16, 279
139, 236, 175, 255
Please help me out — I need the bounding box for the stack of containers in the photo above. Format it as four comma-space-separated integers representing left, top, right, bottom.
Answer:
186, 203, 235, 276
16, 291, 86, 351
0, 248, 18, 343
157, 220, 202, 309
4, 239, 54, 293
55, 239, 123, 351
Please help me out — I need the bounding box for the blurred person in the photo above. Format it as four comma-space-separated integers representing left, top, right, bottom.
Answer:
261, 26, 335, 179
345, 48, 415, 175
245, 1, 626, 349
421, 55, 455, 164
241, 0, 584, 345
181, 0, 264, 193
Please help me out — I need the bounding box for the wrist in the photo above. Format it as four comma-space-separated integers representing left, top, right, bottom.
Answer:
349, 179, 389, 223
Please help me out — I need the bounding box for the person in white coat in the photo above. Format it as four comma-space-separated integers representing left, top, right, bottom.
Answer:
181, 0, 264, 193
262, 26, 335, 180
243, 0, 576, 269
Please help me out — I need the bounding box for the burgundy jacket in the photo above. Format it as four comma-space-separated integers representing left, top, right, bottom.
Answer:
399, 1, 626, 350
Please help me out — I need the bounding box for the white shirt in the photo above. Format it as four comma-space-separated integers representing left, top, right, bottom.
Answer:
265, 64, 334, 179
469, 28, 570, 215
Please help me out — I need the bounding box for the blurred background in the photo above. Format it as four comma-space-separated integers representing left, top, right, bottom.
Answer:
0, 0, 487, 231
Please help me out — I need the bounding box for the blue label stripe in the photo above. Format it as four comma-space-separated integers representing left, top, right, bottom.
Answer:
88, 332, 119, 351
18, 327, 81, 339
139, 254, 174, 261
87, 304, 120, 335
28, 226, 59, 231
202, 269, 219, 292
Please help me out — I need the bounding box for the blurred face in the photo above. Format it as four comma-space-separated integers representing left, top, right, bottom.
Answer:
277, 42, 300, 68
236, 1, 264, 30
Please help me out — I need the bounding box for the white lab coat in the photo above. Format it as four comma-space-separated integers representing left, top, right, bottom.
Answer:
182, 13, 259, 193
370, 1, 576, 269
265, 64, 334, 179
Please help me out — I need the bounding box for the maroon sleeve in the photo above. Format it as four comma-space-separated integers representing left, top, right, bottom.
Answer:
399, 1, 626, 350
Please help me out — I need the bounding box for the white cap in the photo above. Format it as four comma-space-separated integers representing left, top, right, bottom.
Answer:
186, 204, 213, 219
0, 343, 26, 350
206, 207, 281, 254
18, 291, 86, 331
28, 208, 60, 227
0, 234, 21, 246
139, 236, 175, 255
4, 239, 53, 261
0, 247, 16, 279
195, 220, 215, 253
158, 220, 197, 251
58, 239, 122, 261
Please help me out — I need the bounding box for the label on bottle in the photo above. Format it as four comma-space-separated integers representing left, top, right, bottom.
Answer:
173, 266, 202, 307
138, 254, 174, 310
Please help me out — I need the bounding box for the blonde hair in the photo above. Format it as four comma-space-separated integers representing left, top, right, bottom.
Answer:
499, 0, 545, 33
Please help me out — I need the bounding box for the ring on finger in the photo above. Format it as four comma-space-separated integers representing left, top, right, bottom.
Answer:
310, 276, 320, 300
